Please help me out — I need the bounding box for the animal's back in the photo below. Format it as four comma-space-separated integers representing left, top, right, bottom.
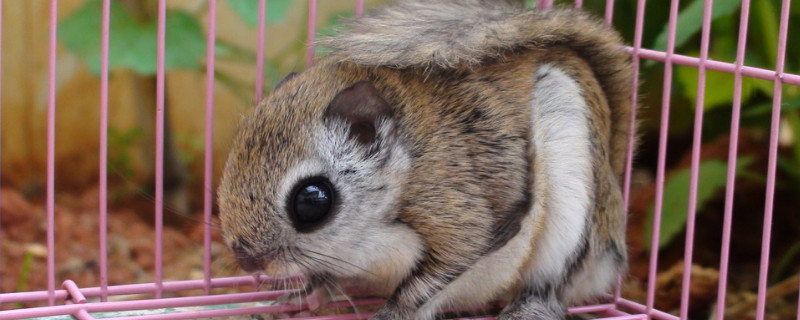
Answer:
323, 0, 634, 181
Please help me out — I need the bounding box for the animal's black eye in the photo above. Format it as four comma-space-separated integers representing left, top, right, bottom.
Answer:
290, 178, 335, 231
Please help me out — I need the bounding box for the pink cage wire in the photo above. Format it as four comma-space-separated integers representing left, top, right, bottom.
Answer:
0, 0, 798, 319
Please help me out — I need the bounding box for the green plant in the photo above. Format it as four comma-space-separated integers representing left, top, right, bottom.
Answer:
225, 0, 293, 26
175, 133, 205, 170
643, 157, 753, 249
649, 0, 742, 64
59, 0, 208, 75
57, 0, 299, 100
107, 127, 143, 180
581, 0, 800, 251
13, 251, 34, 309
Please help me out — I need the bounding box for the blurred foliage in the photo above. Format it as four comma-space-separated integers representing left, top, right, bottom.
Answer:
175, 132, 206, 176
107, 127, 143, 180
650, 0, 741, 55
225, 0, 293, 26
579, 0, 800, 252
59, 0, 207, 75
314, 10, 356, 56
15, 252, 33, 307
643, 157, 753, 249
58, 0, 366, 96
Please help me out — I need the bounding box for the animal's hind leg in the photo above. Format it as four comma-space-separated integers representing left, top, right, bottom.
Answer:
497, 284, 565, 320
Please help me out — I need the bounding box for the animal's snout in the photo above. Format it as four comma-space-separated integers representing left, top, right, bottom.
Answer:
231, 242, 265, 273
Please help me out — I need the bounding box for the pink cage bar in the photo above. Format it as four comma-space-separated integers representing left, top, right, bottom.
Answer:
0, 0, 798, 319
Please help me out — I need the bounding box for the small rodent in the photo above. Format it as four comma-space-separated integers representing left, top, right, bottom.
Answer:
218, 1, 635, 319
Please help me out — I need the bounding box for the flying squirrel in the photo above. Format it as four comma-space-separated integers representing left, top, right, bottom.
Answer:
218, 1, 636, 319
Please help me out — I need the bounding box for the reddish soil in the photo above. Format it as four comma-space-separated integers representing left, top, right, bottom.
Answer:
0, 186, 240, 310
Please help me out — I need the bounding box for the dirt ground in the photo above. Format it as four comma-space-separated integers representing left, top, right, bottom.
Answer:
1, 160, 798, 319
0, 186, 240, 307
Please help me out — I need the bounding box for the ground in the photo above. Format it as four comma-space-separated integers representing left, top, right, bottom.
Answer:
1, 158, 798, 319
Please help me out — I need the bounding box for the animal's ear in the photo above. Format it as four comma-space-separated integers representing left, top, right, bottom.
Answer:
324, 81, 394, 145
275, 72, 298, 90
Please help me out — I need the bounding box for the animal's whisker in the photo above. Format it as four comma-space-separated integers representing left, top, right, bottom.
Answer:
320, 274, 360, 317
288, 249, 313, 294
304, 249, 377, 277
302, 253, 360, 279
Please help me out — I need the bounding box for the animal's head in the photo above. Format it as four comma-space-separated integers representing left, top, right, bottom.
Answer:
218, 64, 421, 283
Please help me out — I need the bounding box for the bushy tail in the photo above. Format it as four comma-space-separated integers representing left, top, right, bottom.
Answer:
321, 0, 635, 180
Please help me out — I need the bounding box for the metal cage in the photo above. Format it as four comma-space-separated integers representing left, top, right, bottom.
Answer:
0, 0, 798, 319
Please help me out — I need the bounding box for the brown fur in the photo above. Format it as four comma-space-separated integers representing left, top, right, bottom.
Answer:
321, 2, 634, 181
219, 2, 635, 319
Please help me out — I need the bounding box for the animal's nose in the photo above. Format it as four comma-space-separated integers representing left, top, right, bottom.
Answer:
231, 243, 264, 273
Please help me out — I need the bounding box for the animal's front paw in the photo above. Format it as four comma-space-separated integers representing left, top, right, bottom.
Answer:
369, 304, 413, 320
497, 308, 565, 320
279, 286, 331, 312
269, 285, 332, 319
497, 298, 565, 320
368, 311, 401, 320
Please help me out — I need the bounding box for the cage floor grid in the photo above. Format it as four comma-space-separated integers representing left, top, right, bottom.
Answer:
0, 276, 675, 320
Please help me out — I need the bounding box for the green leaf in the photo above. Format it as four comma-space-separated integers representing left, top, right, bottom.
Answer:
59, 0, 207, 75
742, 95, 800, 117
226, 0, 293, 27
59, 0, 127, 74
675, 66, 771, 111
644, 157, 754, 249
772, 241, 800, 282
164, 11, 208, 70
777, 156, 800, 178
13, 251, 34, 308
115, 11, 207, 75
652, 0, 741, 52
752, 0, 778, 68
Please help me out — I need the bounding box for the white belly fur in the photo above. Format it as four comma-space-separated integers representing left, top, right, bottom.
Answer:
415, 64, 601, 317
524, 65, 593, 286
